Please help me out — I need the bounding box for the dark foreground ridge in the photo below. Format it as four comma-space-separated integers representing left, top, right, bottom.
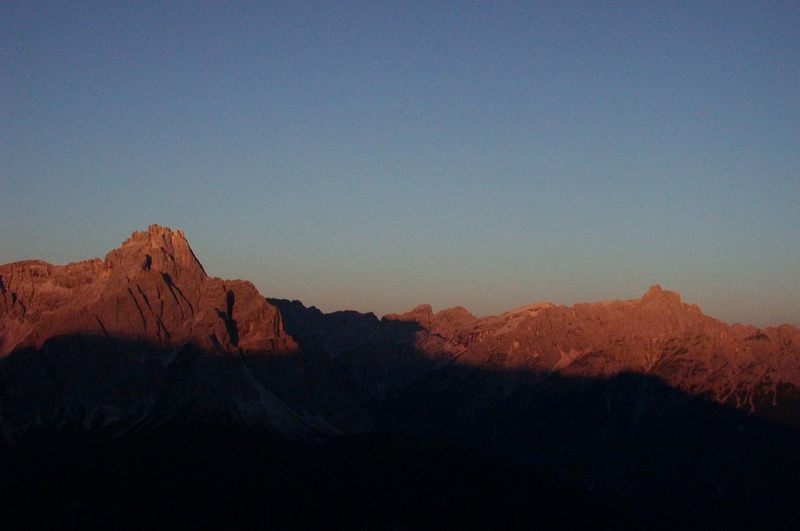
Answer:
2, 335, 799, 529
2, 226, 800, 529
2, 423, 629, 529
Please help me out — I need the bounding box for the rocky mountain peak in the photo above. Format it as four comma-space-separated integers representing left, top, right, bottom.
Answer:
103, 224, 207, 280
435, 306, 476, 322
0, 225, 294, 356
385, 304, 434, 323
640, 284, 682, 305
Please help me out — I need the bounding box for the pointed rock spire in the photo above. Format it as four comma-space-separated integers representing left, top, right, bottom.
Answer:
104, 225, 207, 280
640, 284, 682, 305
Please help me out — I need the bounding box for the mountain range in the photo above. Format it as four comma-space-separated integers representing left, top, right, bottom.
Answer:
2, 225, 799, 529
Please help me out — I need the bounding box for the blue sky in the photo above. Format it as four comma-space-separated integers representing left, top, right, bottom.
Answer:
2, 1, 798, 325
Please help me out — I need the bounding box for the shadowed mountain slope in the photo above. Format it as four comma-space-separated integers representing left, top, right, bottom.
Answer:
268, 292, 800, 528
0, 226, 371, 440
272, 284, 800, 427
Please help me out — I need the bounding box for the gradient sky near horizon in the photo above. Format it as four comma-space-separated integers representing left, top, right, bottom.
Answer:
1, 1, 799, 326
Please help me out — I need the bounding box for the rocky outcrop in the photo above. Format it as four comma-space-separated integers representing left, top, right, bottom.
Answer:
0, 226, 370, 441
276, 285, 800, 428
0, 225, 296, 356
436, 284, 800, 421
3, 225, 799, 446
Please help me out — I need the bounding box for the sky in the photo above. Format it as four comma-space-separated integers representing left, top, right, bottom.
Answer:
1, 1, 799, 326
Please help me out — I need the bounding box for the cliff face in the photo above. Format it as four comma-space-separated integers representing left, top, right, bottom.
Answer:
5, 227, 798, 438
0, 225, 295, 357
0, 226, 370, 441
271, 290, 800, 522
437, 285, 800, 415
274, 285, 800, 428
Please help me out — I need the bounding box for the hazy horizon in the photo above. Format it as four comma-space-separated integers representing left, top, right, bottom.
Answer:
2, 2, 798, 327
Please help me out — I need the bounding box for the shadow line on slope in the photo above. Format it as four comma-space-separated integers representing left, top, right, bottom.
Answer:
269, 297, 800, 529
0, 332, 632, 529
1, 322, 800, 528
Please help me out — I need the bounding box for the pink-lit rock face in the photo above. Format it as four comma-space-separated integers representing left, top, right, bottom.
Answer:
373, 284, 800, 419
0, 225, 296, 357
2, 225, 799, 431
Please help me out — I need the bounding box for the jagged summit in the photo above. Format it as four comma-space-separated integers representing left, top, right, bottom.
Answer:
384, 304, 434, 322
0, 225, 293, 356
3, 225, 799, 424
640, 284, 682, 305
104, 224, 206, 279
0, 226, 378, 440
